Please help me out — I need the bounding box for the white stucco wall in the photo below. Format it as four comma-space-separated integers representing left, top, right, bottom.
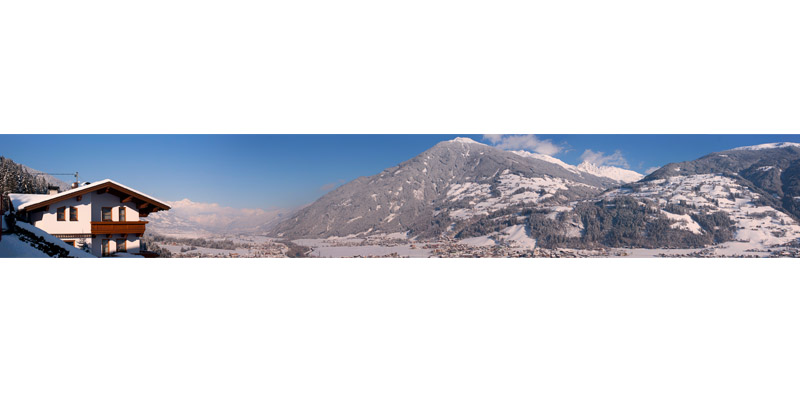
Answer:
90, 192, 140, 222
29, 193, 93, 235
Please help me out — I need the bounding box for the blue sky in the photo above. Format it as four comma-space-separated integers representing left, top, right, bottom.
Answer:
2, 134, 799, 209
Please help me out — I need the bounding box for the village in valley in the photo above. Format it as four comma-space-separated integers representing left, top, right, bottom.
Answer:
139, 231, 800, 259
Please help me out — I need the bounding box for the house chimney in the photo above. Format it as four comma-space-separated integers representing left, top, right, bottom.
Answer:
71, 182, 79, 189
48, 185, 60, 195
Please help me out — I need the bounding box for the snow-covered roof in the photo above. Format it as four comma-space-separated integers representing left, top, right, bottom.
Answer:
9, 179, 170, 212
8, 194, 51, 211
731, 142, 800, 151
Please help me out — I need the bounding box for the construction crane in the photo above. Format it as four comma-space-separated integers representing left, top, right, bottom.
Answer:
33, 172, 80, 183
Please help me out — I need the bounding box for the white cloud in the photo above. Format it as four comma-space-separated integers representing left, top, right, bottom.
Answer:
482, 134, 563, 156
645, 166, 661, 174
580, 149, 630, 168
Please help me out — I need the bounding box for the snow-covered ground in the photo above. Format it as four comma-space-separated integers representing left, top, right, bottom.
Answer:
0, 235, 52, 257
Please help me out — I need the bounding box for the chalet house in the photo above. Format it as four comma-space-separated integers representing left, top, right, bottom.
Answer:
8, 179, 170, 257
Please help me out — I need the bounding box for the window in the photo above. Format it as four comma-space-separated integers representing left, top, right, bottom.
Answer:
102, 207, 112, 221
116, 238, 127, 253
63, 240, 76, 247
57, 207, 66, 221
119, 207, 126, 221
69, 206, 78, 221
102, 239, 110, 257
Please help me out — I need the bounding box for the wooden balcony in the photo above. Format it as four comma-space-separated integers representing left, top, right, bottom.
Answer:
91, 221, 148, 237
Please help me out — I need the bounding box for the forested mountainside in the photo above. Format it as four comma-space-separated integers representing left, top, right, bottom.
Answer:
643, 143, 800, 221
0, 156, 61, 211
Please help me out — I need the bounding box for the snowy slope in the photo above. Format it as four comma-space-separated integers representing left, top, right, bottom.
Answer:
1, 220, 95, 258
445, 169, 594, 220
606, 174, 800, 249
0, 235, 52, 258
731, 142, 800, 151
644, 142, 800, 223
510, 151, 583, 175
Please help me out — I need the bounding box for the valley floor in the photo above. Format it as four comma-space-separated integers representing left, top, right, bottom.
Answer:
293, 236, 800, 258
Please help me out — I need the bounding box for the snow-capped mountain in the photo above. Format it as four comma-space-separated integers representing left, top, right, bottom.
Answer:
562, 142, 800, 251
511, 150, 643, 183
274, 140, 800, 254
576, 161, 643, 183
730, 142, 800, 151
144, 198, 292, 237
272, 137, 629, 239
454, 143, 800, 251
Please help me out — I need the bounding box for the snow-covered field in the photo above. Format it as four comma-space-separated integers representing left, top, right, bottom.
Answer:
500, 224, 538, 248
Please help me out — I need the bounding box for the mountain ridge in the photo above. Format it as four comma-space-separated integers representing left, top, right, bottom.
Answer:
272, 139, 632, 239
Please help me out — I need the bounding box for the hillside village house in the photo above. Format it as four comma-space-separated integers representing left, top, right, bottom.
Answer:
8, 180, 170, 257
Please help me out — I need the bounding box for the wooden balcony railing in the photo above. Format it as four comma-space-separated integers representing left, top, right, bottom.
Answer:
91, 221, 148, 237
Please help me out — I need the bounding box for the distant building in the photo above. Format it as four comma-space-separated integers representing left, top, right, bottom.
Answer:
8, 180, 170, 257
